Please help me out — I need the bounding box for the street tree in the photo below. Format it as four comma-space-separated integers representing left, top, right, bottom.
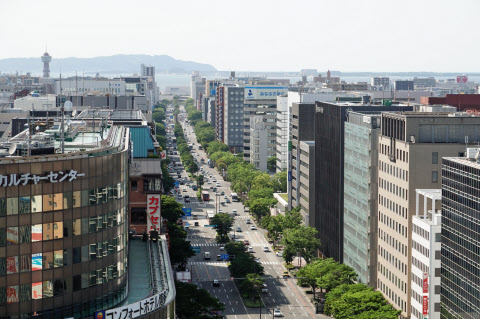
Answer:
296, 259, 325, 300
267, 156, 277, 172
175, 281, 225, 319
210, 213, 234, 241
282, 207, 302, 230
160, 195, 183, 222
228, 254, 264, 279
324, 283, 369, 316
239, 273, 264, 301
207, 141, 230, 155
249, 199, 271, 221
251, 173, 272, 190
282, 226, 321, 264
262, 214, 284, 247
271, 171, 288, 193
320, 262, 357, 291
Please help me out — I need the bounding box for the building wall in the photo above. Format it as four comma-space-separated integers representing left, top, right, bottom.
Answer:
275, 96, 289, 172
55, 79, 126, 95
440, 158, 480, 318
376, 113, 478, 317
224, 86, 244, 149
298, 141, 315, 227
250, 117, 268, 172
420, 94, 480, 111
0, 147, 129, 318
343, 113, 380, 287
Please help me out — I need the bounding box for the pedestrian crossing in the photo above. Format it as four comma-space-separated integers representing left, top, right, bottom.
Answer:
187, 242, 268, 247
189, 261, 229, 265
260, 261, 281, 265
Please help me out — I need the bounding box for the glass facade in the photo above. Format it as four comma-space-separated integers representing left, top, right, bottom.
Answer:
0, 149, 129, 318
441, 158, 480, 319
343, 119, 378, 286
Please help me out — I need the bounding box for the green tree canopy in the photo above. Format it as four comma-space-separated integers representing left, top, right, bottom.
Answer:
210, 213, 234, 240
161, 195, 184, 222
267, 156, 277, 172
175, 281, 225, 319
271, 171, 288, 193
282, 226, 321, 264
249, 198, 271, 221
207, 141, 230, 155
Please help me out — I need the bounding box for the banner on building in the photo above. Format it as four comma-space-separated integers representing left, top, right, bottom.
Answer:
160, 151, 166, 159
457, 75, 468, 83
423, 296, 428, 316
147, 194, 161, 233
423, 273, 428, 294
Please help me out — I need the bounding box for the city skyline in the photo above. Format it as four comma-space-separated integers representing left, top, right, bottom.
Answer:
0, 0, 478, 72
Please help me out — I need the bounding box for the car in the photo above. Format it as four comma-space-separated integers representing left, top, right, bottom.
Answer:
246, 219, 251, 224
226, 198, 231, 203
282, 271, 290, 278
263, 247, 269, 252
273, 309, 283, 317
244, 207, 250, 212
218, 209, 223, 213
243, 240, 250, 245
255, 257, 260, 262
223, 195, 228, 199
250, 225, 257, 230
179, 181, 185, 185
219, 246, 225, 251
216, 183, 221, 187
207, 181, 212, 184
261, 284, 268, 293
182, 188, 187, 192
177, 194, 182, 199
221, 191, 225, 196
212, 280, 220, 287
276, 251, 283, 257
247, 247, 254, 253
236, 227, 242, 232
232, 209, 238, 215
212, 179, 217, 183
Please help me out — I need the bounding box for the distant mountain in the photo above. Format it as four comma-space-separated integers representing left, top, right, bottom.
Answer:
0, 54, 217, 75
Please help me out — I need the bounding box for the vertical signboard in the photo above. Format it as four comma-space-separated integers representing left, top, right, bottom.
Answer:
147, 194, 161, 233
423, 296, 428, 316
423, 273, 428, 293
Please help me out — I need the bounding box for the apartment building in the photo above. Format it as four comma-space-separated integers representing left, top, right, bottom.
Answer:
441, 152, 480, 318
410, 189, 441, 319
371, 77, 391, 90
215, 86, 225, 142
250, 116, 268, 171
343, 111, 382, 287
314, 102, 412, 262
289, 103, 315, 218
377, 112, 480, 318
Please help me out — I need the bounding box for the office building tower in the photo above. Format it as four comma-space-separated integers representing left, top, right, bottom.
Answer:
413, 77, 435, 88
343, 111, 382, 287
275, 95, 289, 172
243, 86, 287, 169
315, 102, 413, 263
140, 64, 155, 79
290, 103, 316, 223
224, 86, 245, 152
250, 116, 268, 171
298, 141, 315, 226
441, 151, 480, 318
410, 189, 441, 319
377, 112, 480, 318
395, 80, 414, 91
215, 86, 225, 142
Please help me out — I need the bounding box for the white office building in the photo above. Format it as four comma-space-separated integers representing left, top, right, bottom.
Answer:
411, 189, 441, 319
250, 116, 268, 172
275, 95, 289, 172
55, 79, 126, 95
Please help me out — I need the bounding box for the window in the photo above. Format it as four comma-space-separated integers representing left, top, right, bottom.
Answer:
131, 180, 138, 191
131, 208, 147, 224
432, 171, 438, 183
432, 152, 438, 164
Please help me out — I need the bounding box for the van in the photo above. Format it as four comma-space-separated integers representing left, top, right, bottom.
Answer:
204, 252, 211, 260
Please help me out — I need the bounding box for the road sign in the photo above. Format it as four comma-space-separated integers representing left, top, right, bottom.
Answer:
220, 254, 229, 260
174, 181, 179, 187
192, 246, 201, 253
182, 208, 192, 217
204, 225, 217, 227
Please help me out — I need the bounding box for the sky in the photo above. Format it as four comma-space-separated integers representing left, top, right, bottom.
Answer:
0, 0, 478, 72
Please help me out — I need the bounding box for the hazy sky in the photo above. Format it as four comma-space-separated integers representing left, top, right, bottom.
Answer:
0, 0, 478, 72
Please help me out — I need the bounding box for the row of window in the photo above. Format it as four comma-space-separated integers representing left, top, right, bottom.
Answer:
0, 262, 125, 305
380, 143, 409, 163
379, 177, 408, 201
0, 208, 125, 246
379, 159, 409, 182
378, 261, 406, 294
0, 234, 126, 275
377, 278, 407, 314
0, 183, 126, 216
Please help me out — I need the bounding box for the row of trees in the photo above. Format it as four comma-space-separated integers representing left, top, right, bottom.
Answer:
295, 258, 401, 318
174, 121, 198, 174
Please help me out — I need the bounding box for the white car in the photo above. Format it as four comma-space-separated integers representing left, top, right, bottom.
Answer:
250, 225, 257, 230
263, 247, 269, 252
273, 309, 283, 317
276, 251, 283, 257
232, 209, 238, 215
216, 182, 221, 187
219, 246, 225, 251
218, 209, 223, 214
247, 247, 254, 253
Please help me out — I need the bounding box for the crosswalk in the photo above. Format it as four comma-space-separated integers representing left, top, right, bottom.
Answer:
187, 242, 268, 247
260, 261, 281, 265
189, 261, 229, 265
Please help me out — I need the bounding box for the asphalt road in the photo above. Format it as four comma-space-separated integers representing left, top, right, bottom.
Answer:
166, 108, 326, 318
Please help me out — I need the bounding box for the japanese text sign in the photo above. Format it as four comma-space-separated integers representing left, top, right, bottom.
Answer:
147, 194, 161, 233
0, 170, 85, 187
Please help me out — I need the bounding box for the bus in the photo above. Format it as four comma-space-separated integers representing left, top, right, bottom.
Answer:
231, 193, 239, 202
202, 191, 210, 201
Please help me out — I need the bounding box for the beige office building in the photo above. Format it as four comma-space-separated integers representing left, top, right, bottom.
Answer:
376, 111, 480, 318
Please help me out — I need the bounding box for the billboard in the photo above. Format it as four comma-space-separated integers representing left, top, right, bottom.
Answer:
423, 296, 428, 315
244, 86, 288, 100
457, 76, 468, 83
147, 194, 161, 233
423, 273, 428, 293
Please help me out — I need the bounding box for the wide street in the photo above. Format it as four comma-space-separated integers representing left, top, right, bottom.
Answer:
167, 106, 326, 318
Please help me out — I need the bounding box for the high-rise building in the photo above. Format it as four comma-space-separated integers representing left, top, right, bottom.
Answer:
41, 52, 52, 78
223, 86, 245, 152
343, 111, 382, 287
441, 151, 480, 318
371, 77, 390, 90
140, 64, 155, 79
298, 141, 315, 226
413, 77, 435, 88
377, 112, 480, 318
243, 86, 287, 168
410, 189, 441, 319
275, 95, 289, 172
314, 102, 413, 263
290, 103, 315, 223
250, 116, 268, 171
215, 86, 225, 142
